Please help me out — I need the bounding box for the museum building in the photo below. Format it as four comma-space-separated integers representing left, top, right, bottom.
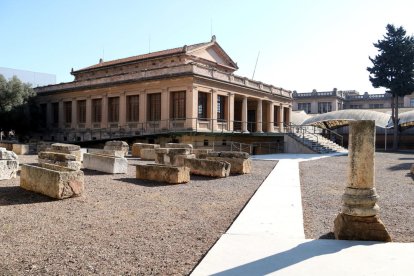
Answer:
34, 37, 292, 147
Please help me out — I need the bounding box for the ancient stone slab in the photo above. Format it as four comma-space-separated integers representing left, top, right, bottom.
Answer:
334, 213, 391, 242
192, 148, 213, 159
50, 143, 82, 161
12, 144, 30, 155
83, 153, 128, 174
140, 148, 157, 161
165, 143, 193, 151
135, 164, 190, 184
88, 148, 125, 157
173, 154, 195, 166
155, 148, 191, 165
104, 140, 129, 155
131, 143, 160, 157
20, 163, 84, 199
184, 158, 231, 178
0, 148, 18, 160
38, 151, 81, 171
0, 159, 19, 180
207, 151, 252, 174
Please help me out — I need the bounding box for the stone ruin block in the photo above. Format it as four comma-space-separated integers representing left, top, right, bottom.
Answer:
140, 148, 157, 161
165, 143, 193, 151
411, 164, 414, 175
49, 143, 82, 162
20, 163, 84, 199
192, 148, 213, 159
131, 143, 160, 157
206, 151, 252, 174
0, 147, 19, 180
88, 148, 125, 157
12, 144, 30, 155
173, 154, 196, 167
104, 140, 129, 156
83, 153, 128, 174
184, 158, 231, 178
38, 151, 81, 171
36, 141, 53, 153
135, 164, 190, 184
155, 148, 192, 166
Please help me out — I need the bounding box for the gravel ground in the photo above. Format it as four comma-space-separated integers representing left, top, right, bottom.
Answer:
0, 155, 276, 275
300, 152, 414, 242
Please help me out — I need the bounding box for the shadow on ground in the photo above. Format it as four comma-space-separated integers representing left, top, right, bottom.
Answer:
0, 186, 54, 206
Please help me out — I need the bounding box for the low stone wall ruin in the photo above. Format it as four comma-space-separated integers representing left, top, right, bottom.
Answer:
136, 164, 190, 184
206, 151, 252, 174
184, 158, 230, 178
83, 153, 128, 174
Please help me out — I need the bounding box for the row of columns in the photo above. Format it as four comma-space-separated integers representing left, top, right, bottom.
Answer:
45, 88, 291, 133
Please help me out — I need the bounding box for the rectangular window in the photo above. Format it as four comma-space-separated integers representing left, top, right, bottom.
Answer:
148, 93, 161, 121
108, 97, 119, 122
126, 95, 139, 122
171, 91, 186, 119
63, 101, 72, 124
298, 103, 311, 113
92, 99, 102, 123
52, 102, 59, 125
317, 102, 332, 113
217, 95, 226, 121
77, 100, 86, 123
198, 92, 208, 119
369, 103, 384, 109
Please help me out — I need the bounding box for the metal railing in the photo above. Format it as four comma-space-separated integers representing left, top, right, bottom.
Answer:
284, 122, 344, 147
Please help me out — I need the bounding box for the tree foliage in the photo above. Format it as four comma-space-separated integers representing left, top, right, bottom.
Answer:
0, 74, 35, 112
367, 24, 414, 150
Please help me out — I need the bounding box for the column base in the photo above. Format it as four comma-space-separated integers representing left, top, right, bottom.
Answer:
334, 213, 391, 242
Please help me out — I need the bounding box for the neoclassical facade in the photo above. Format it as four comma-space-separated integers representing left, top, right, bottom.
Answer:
35, 37, 292, 143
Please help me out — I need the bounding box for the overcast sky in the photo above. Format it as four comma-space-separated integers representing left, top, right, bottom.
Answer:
1, 0, 414, 93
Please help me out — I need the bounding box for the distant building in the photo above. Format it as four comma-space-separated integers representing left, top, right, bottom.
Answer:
293, 89, 414, 114
0, 67, 56, 87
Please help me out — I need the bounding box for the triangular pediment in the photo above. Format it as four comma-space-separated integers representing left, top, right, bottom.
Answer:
187, 40, 238, 72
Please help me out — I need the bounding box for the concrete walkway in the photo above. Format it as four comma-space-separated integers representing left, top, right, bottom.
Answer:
191, 153, 414, 276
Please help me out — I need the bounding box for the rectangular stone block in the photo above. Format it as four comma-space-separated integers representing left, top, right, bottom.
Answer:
0, 159, 19, 180
83, 153, 128, 174
165, 143, 193, 151
131, 143, 160, 157
12, 144, 30, 155
50, 143, 82, 161
155, 148, 191, 165
135, 164, 190, 184
184, 158, 230, 178
38, 151, 81, 171
140, 148, 157, 160
104, 140, 129, 155
207, 151, 252, 174
0, 148, 18, 160
20, 163, 84, 199
88, 148, 125, 157
192, 148, 213, 159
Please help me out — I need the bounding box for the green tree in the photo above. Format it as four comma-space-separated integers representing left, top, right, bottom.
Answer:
0, 74, 34, 112
367, 24, 414, 150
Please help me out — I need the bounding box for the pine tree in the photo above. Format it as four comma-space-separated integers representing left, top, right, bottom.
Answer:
367, 24, 414, 150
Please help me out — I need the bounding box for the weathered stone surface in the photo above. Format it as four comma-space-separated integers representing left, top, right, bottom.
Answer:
83, 153, 128, 174
334, 213, 391, 242
165, 143, 193, 151
135, 164, 190, 184
341, 187, 379, 217
36, 142, 53, 153
50, 143, 82, 161
0, 159, 19, 180
140, 148, 157, 161
0, 148, 18, 160
173, 154, 195, 166
207, 151, 252, 174
411, 164, 414, 175
12, 144, 30, 155
184, 158, 230, 178
192, 149, 213, 159
131, 143, 160, 157
38, 151, 81, 171
20, 163, 84, 199
104, 140, 129, 155
155, 148, 191, 165
88, 148, 125, 157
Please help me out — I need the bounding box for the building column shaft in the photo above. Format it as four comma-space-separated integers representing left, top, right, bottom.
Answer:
242, 96, 248, 132
71, 100, 77, 129
256, 99, 263, 132
228, 93, 234, 131
86, 97, 92, 129
268, 102, 274, 133
119, 93, 126, 127
279, 105, 284, 132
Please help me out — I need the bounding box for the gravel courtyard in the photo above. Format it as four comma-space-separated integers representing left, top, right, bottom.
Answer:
300, 152, 414, 242
0, 155, 277, 275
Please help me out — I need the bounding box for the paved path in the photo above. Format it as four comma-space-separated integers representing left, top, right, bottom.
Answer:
191, 153, 414, 276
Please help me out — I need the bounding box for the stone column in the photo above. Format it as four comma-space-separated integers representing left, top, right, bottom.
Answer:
211, 89, 218, 132
242, 96, 248, 133
228, 93, 235, 131
119, 92, 126, 127
256, 99, 263, 133
267, 101, 274, 133
71, 99, 77, 129
186, 86, 197, 130
334, 120, 391, 242
161, 89, 169, 129
58, 100, 64, 130
139, 91, 146, 127
85, 96, 92, 129
278, 104, 284, 132
102, 94, 108, 128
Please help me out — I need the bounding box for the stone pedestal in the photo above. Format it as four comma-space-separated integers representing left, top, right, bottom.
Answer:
334, 120, 391, 242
